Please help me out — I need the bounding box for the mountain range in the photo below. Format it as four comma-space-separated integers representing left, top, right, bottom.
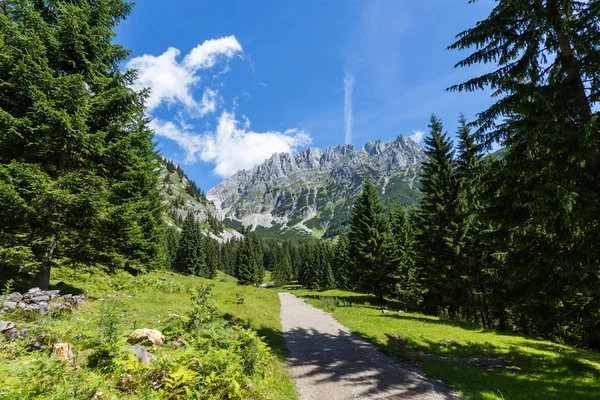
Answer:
206, 135, 426, 238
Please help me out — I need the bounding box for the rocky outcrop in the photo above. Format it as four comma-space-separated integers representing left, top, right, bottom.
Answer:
208, 135, 425, 236
1, 287, 85, 315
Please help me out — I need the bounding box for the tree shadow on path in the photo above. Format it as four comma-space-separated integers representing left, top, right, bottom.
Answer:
283, 325, 461, 399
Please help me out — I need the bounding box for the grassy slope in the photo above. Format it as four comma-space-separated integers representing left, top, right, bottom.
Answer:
0, 269, 297, 400
290, 288, 600, 400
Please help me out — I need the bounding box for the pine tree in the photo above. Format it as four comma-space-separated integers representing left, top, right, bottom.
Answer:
389, 204, 421, 304
332, 234, 352, 290
348, 180, 393, 300
174, 214, 205, 275
0, 0, 164, 287
272, 245, 292, 287
236, 232, 264, 286
416, 115, 460, 314
449, 0, 600, 346
165, 226, 180, 269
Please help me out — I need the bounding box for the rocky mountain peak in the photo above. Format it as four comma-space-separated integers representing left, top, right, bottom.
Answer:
208, 135, 426, 237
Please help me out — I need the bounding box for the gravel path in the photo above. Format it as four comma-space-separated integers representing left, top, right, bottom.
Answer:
279, 292, 460, 400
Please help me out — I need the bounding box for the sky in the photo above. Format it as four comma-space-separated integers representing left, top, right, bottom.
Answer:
115, 0, 496, 190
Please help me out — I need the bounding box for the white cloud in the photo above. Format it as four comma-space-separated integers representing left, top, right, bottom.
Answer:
344, 72, 355, 145
408, 130, 425, 143
126, 36, 242, 114
183, 36, 242, 69
131, 36, 313, 178
151, 112, 311, 178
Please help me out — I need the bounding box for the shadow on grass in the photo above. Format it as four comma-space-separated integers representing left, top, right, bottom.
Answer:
4, 278, 85, 296
349, 327, 600, 400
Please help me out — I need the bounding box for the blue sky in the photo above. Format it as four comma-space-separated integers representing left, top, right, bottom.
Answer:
116, 0, 495, 190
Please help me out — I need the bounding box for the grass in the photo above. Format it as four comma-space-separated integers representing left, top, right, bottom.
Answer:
0, 268, 297, 399
290, 288, 600, 400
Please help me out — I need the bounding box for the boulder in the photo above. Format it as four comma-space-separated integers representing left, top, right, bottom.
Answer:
127, 329, 165, 347
53, 343, 74, 364
130, 345, 157, 364
28, 287, 41, 294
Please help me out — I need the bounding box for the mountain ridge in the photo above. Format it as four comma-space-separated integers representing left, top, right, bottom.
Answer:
207, 135, 426, 237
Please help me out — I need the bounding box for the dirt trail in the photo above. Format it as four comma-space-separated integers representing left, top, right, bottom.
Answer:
278, 292, 461, 400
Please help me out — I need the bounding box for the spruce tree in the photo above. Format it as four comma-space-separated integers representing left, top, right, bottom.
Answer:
174, 214, 205, 276
235, 237, 255, 285
332, 234, 352, 290
272, 245, 292, 287
449, 0, 600, 345
203, 237, 219, 279
348, 180, 393, 300
416, 115, 460, 314
389, 204, 421, 304
235, 232, 264, 285
0, 0, 163, 287
165, 226, 180, 269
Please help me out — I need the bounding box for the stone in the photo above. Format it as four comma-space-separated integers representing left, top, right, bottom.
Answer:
32, 295, 50, 302
535, 336, 544, 341
130, 345, 157, 364
7, 292, 22, 302
3, 301, 17, 309
5, 328, 21, 341
26, 334, 50, 352
171, 335, 185, 349
91, 392, 104, 400
146, 369, 168, 390
28, 287, 41, 293
127, 328, 165, 347
24, 303, 41, 313
0, 321, 15, 333
53, 343, 74, 364
117, 374, 138, 392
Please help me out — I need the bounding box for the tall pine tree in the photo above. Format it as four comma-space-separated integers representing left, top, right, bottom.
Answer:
348, 180, 393, 300
416, 115, 460, 314
0, 0, 164, 287
449, 0, 600, 346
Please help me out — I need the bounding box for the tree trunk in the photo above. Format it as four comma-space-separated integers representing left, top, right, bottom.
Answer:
33, 237, 55, 289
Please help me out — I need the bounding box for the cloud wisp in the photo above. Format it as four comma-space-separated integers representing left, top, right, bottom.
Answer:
344, 72, 355, 145
128, 35, 313, 178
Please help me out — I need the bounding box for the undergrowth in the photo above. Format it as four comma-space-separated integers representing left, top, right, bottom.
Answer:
0, 268, 296, 399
